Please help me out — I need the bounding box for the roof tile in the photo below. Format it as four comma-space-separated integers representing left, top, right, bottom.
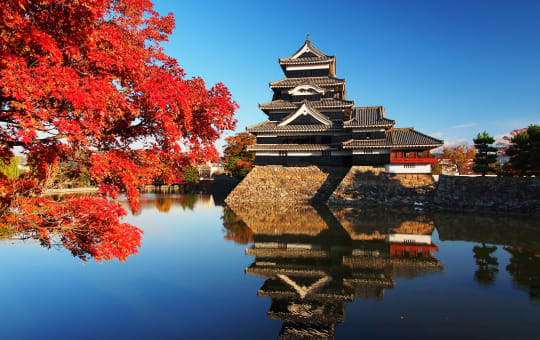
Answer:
344, 106, 395, 128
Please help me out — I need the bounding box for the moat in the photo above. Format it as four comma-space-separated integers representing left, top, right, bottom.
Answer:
1, 193, 539, 339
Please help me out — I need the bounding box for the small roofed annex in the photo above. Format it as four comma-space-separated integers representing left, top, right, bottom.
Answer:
247, 36, 443, 173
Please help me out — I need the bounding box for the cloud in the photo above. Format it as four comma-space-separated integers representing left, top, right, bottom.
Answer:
452, 123, 477, 128
444, 138, 469, 147
493, 133, 512, 146
430, 131, 444, 138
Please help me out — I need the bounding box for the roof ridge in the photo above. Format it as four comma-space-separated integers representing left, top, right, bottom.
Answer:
405, 127, 444, 143
246, 120, 274, 130
281, 38, 332, 61
269, 76, 345, 87
354, 105, 384, 111
278, 101, 332, 127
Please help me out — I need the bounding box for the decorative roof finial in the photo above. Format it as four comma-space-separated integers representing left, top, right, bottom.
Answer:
306, 33, 310, 42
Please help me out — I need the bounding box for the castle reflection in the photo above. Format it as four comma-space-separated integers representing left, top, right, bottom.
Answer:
227, 203, 443, 339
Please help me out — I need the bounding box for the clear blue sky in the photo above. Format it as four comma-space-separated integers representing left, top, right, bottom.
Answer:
152, 0, 539, 150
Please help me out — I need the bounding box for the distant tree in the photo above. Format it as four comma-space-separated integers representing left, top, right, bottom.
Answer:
222, 132, 255, 179
472, 131, 497, 176
442, 145, 477, 175
473, 243, 499, 288
182, 167, 200, 183
431, 162, 443, 175
225, 157, 252, 179
505, 125, 540, 175
223, 132, 255, 164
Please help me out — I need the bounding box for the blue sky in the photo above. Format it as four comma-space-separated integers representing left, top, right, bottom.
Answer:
152, 0, 539, 151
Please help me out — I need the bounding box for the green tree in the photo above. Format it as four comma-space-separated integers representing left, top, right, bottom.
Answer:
505, 124, 540, 175
182, 167, 200, 184
0, 157, 22, 180
225, 157, 252, 179
472, 131, 497, 175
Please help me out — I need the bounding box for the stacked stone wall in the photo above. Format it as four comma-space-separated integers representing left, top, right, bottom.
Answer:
433, 175, 540, 215
224, 165, 348, 206
329, 166, 435, 207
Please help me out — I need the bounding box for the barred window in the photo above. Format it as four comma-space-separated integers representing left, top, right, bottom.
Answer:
279, 150, 288, 157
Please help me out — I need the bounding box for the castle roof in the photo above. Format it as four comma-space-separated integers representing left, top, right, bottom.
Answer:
279, 37, 335, 65
269, 76, 345, 89
344, 106, 395, 128
248, 144, 337, 152
259, 98, 353, 111
247, 121, 340, 133
342, 128, 443, 149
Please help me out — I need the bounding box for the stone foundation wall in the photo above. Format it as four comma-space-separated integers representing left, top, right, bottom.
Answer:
328, 166, 435, 207
224, 165, 348, 205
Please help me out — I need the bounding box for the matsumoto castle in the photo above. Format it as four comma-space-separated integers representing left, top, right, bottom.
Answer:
247, 36, 443, 173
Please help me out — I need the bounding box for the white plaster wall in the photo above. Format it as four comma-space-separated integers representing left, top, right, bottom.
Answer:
352, 149, 389, 155
385, 164, 431, 173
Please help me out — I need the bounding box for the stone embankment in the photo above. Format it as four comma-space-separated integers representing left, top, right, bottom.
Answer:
225, 165, 348, 206
225, 165, 540, 216
433, 175, 540, 215
329, 166, 435, 208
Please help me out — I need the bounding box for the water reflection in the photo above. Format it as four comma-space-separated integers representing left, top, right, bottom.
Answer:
222, 206, 253, 244
473, 243, 499, 288
227, 203, 443, 338
505, 247, 540, 300
0, 208, 142, 263
128, 193, 214, 215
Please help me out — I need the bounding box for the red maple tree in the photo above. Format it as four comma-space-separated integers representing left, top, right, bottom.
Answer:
441, 145, 477, 175
0, 0, 238, 261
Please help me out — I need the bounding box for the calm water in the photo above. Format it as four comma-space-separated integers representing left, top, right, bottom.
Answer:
1, 193, 539, 339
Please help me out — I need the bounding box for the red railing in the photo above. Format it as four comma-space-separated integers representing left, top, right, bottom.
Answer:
390, 157, 440, 164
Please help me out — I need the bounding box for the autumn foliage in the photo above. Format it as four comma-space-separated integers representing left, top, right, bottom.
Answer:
222, 132, 255, 179
441, 145, 477, 175
0, 0, 237, 260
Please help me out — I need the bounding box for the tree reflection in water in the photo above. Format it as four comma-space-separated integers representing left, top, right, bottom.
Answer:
473, 243, 499, 288
0, 193, 217, 262
226, 202, 443, 338
127, 193, 209, 215
1, 196, 142, 262
221, 207, 253, 244
505, 247, 540, 300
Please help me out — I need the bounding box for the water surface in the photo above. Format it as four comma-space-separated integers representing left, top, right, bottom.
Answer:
1, 193, 539, 339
